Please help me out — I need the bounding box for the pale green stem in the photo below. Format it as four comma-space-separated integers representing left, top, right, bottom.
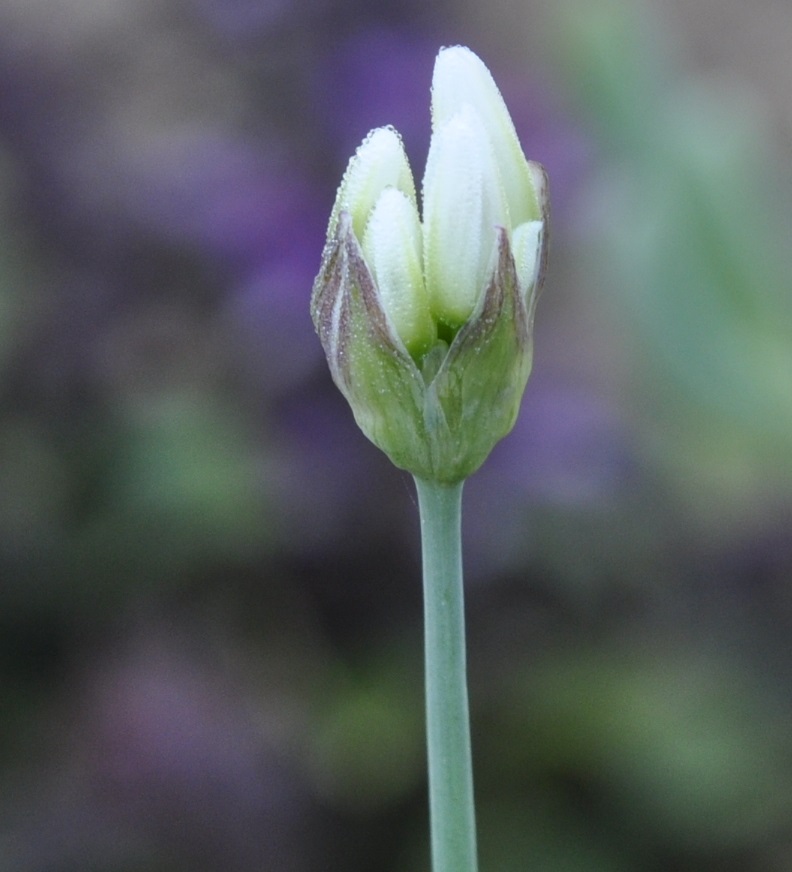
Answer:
414, 476, 478, 872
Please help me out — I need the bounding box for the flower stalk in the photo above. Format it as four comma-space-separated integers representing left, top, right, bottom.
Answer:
415, 476, 477, 872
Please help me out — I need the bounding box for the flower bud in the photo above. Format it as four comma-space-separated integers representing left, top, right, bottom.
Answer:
311, 46, 549, 483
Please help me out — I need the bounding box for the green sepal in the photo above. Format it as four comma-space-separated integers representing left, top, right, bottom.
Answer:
312, 216, 541, 484
311, 212, 429, 472
423, 228, 534, 482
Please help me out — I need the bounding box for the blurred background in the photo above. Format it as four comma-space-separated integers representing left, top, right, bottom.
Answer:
1, 0, 792, 869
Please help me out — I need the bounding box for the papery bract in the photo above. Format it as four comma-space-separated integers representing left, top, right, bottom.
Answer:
311, 45, 549, 483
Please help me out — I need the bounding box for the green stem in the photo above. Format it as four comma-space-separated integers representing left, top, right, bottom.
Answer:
414, 476, 478, 872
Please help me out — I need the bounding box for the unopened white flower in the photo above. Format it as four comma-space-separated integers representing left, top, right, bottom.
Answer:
512, 219, 545, 301
329, 126, 417, 242
362, 187, 434, 358
422, 103, 509, 327
424, 45, 545, 326
430, 45, 542, 228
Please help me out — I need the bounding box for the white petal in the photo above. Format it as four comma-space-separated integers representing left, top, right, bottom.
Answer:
423, 104, 508, 326
431, 46, 540, 226
329, 127, 417, 241
362, 187, 435, 358
512, 220, 543, 301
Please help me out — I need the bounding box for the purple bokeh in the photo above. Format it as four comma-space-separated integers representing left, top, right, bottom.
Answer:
309, 28, 437, 171
81, 626, 311, 871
